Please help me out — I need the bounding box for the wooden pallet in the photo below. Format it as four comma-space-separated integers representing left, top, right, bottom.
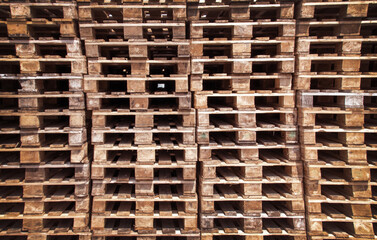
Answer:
2, 0, 76, 2
0, 197, 89, 215
191, 56, 295, 75
93, 144, 197, 164
0, 110, 85, 129
197, 127, 297, 145
294, 72, 377, 91
199, 177, 303, 199
309, 237, 373, 240
297, 1, 373, 19
4, 19, 78, 39
0, 57, 86, 74
201, 236, 306, 240
0, 92, 85, 111
92, 109, 195, 129
91, 164, 196, 181
0, 128, 87, 147
0, 162, 89, 182
0, 39, 83, 59
86, 92, 191, 110
305, 197, 374, 219
303, 147, 371, 166
84, 39, 189, 58
194, 91, 295, 109
296, 19, 377, 37
298, 91, 377, 109
77, 0, 185, 3
92, 236, 199, 240
305, 179, 371, 200
200, 188, 305, 218
187, 2, 294, 21
296, 55, 377, 75
92, 214, 197, 233
79, 21, 186, 40
84, 74, 189, 93
0, 143, 88, 164
19, 214, 89, 232
92, 179, 195, 197
201, 215, 306, 235
0, 180, 89, 199
306, 216, 375, 239
92, 229, 200, 238
0, 208, 89, 232
0, 191, 90, 211
0, 232, 91, 240
197, 108, 296, 128
301, 145, 368, 165
87, 127, 175, 147
200, 217, 306, 235
199, 144, 299, 163
0, 74, 84, 93
79, 5, 186, 22
121, 0, 185, 4
295, 37, 371, 56
86, 57, 190, 92
0, 2, 77, 19
91, 162, 196, 182
200, 160, 302, 181
190, 20, 296, 39
91, 128, 194, 145
92, 183, 197, 201
298, 108, 364, 128
78, 0, 186, 6
200, 195, 305, 217
92, 196, 197, 215
187, 0, 293, 4
93, 134, 196, 150
92, 217, 198, 235
190, 73, 293, 91
304, 162, 370, 183
299, 127, 368, 146
87, 58, 189, 76
199, 142, 299, 159
191, 38, 294, 59
199, 140, 300, 162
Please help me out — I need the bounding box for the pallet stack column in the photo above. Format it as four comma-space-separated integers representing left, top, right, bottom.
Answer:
296, 1, 377, 239
188, 0, 306, 239
0, 1, 90, 240
78, 0, 199, 239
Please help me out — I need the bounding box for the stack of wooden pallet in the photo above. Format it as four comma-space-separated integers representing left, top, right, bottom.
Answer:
78, 0, 199, 239
1, 0, 377, 239
0, 1, 90, 240
189, 0, 306, 239
296, 1, 377, 239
